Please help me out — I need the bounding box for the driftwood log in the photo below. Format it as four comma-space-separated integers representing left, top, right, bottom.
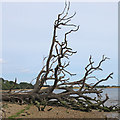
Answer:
2, 2, 119, 112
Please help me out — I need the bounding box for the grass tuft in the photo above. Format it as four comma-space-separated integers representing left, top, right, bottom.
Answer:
8, 104, 31, 119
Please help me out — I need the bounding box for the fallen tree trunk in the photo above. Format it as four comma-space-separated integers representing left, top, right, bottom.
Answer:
1, 2, 119, 112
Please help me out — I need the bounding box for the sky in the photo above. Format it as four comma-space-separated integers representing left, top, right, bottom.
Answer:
1, 2, 118, 85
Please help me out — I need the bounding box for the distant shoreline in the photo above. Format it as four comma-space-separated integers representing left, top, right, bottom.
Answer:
73, 86, 120, 89
104, 86, 120, 88
1, 86, 120, 92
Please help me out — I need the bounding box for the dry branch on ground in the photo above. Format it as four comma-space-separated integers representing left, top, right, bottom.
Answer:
1, 2, 119, 112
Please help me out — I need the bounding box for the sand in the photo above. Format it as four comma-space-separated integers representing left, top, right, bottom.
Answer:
0, 102, 119, 119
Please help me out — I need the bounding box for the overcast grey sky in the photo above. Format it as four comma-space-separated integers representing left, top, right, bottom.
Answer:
1, 2, 118, 85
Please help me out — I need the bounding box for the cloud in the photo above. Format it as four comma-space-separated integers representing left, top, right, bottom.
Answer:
0, 58, 6, 64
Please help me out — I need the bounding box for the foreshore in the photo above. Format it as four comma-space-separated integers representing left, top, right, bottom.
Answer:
0, 87, 119, 119
1, 102, 119, 119
0, 87, 47, 93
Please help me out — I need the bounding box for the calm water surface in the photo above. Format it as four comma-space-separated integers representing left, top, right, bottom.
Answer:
14, 88, 119, 106
54, 88, 119, 106
101, 88, 119, 106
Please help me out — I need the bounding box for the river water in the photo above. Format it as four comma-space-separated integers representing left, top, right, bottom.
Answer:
100, 88, 119, 106
53, 88, 119, 106
13, 88, 119, 106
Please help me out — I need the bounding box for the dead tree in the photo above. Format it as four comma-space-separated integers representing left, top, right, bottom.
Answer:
2, 2, 119, 112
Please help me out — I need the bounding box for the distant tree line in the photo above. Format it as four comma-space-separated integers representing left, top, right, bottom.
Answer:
96, 85, 120, 88
0, 78, 50, 90
95, 85, 110, 88
0, 78, 34, 90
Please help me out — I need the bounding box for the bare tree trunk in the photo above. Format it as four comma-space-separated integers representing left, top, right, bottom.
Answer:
1, 2, 119, 112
